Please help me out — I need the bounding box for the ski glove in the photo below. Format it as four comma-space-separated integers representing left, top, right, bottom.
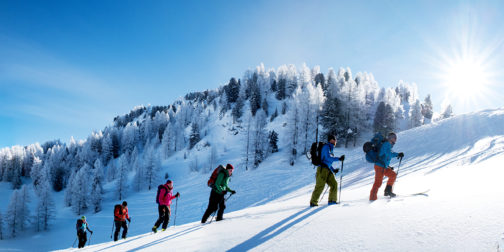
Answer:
339, 155, 345, 162
128, 218, 131, 223
332, 168, 340, 174
388, 166, 394, 171
398, 152, 404, 158
90, 231, 93, 235
230, 190, 236, 195
175, 192, 180, 198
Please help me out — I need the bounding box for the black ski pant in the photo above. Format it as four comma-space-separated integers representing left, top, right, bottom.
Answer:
114, 220, 128, 241
77, 230, 87, 248
154, 205, 170, 229
202, 190, 226, 223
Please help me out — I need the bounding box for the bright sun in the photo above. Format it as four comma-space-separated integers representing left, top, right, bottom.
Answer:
442, 57, 489, 98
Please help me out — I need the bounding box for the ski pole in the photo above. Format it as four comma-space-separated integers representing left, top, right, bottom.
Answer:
209, 194, 232, 223
396, 156, 403, 177
318, 186, 328, 204
110, 220, 114, 239
174, 197, 178, 226
72, 236, 77, 248
338, 160, 344, 204
88, 231, 92, 246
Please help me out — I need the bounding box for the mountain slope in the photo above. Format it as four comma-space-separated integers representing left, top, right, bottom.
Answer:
43, 107, 504, 251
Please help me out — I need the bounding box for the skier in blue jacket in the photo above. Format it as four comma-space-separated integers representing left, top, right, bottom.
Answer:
310, 135, 345, 206
369, 132, 404, 200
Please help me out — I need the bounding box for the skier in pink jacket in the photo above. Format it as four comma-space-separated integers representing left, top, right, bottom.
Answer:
152, 180, 180, 232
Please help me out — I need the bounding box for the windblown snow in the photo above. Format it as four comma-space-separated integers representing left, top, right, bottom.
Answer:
2, 108, 504, 251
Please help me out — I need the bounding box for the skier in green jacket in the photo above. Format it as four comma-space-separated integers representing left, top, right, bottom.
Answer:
201, 164, 236, 223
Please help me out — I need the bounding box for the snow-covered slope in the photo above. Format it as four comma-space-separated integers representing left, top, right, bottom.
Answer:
4, 108, 504, 251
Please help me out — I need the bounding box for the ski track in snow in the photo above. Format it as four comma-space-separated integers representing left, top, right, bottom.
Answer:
1, 108, 504, 251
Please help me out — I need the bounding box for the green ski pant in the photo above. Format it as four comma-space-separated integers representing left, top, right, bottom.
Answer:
310, 166, 338, 204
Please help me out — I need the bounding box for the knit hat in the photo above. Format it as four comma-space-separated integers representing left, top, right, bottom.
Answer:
226, 164, 234, 170
327, 134, 336, 142
122, 201, 127, 206
81, 216, 86, 220
388, 132, 397, 140
166, 180, 173, 189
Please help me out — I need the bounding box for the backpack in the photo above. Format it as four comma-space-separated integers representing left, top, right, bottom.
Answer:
155, 185, 169, 204
76, 219, 84, 231
363, 133, 385, 163
114, 204, 123, 219
207, 165, 225, 188
309, 142, 325, 166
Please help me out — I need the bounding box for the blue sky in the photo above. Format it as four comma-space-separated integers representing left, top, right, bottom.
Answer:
1, 0, 503, 147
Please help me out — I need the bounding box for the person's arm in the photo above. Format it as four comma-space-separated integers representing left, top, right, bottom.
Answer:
225, 177, 232, 192
321, 145, 340, 164
169, 191, 178, 200
214, 172, 226, 193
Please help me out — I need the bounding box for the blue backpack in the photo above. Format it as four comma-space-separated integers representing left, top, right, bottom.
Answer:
363, 133, 385, 163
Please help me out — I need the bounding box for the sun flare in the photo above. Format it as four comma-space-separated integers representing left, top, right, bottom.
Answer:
442, 57, 489, 98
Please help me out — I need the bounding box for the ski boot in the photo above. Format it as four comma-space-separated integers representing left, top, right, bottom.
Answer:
152, 226, 157, 233
384, 185, 396, 197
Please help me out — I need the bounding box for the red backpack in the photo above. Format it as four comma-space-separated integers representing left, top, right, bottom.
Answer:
114, 204, 123, 220
207, 165, 225, 188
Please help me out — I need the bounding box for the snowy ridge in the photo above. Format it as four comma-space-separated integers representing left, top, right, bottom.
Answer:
42, 108, 504, 252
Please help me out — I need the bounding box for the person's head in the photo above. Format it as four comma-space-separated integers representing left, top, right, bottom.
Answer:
327, 134, 337, 146
165, 180, 173, 190
122, 201, 127, 207
226, 163, 234, 176
387, 132, 397, 145
81, 216, 86, 221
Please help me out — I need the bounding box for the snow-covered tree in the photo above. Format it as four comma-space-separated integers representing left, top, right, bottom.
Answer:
116, 154, 129, 200
144, 145, 159, 190
122, 123, 138, 156
410, 100, 423, 128
441, 104, 454, 120
90, 159, 104, 213
101, 133, 114, 164
243, 112, 253, 171
71, 164, 91, 215
225, 77, 240, 104
6, 190, 21, 238
161, 123, 172, 158
269, 130, 279, 153
232, 98, 244, 123
36, 180, 55, 231
6, 186, 30, 238
30, 156, 44, 190
18, 185, 31, 231
262, 98, 269, 116
421, 94, 433, 123
373, 102, 395, 136
288, 88, 301, 166
189, 122, 200, 149
107, 159, 117, 182
249, 78, 262, 116
253, 110, 268, 168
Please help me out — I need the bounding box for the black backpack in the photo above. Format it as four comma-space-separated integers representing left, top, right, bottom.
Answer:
76, 219, 83, 231
155, 184, 169, 204
309, 142, 325, 166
